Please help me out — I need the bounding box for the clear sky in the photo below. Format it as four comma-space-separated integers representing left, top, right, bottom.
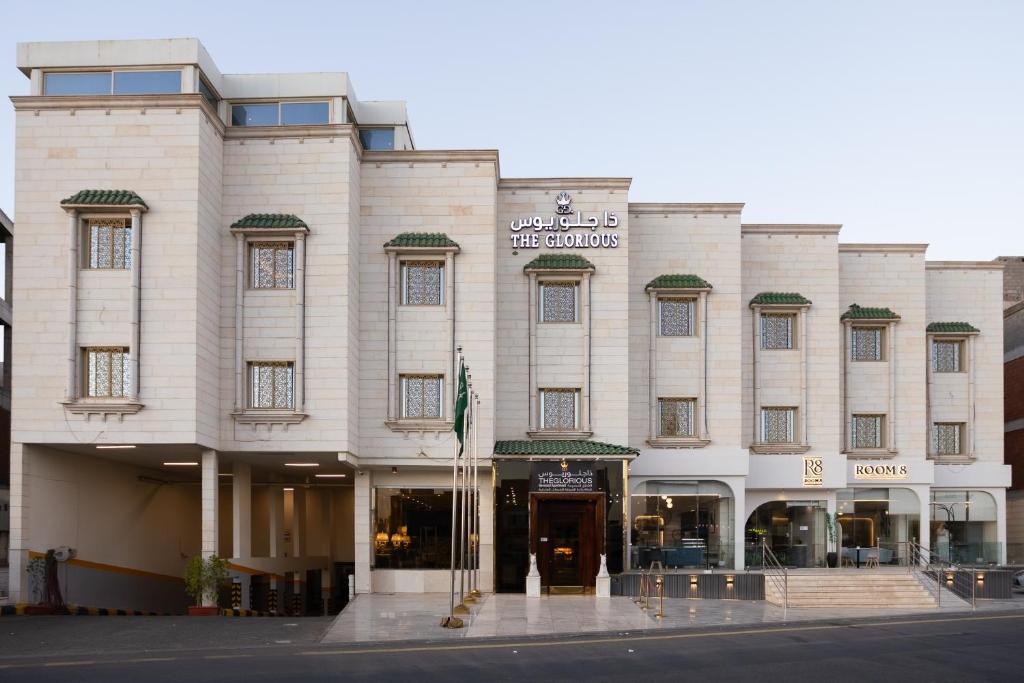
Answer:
1, 0, 1021, 259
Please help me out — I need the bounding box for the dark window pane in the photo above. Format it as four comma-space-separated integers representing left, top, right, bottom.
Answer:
281, 101, 329, 125
113, 70, 181, 95
359, 128, 395, 150
198, 77, 219, 108
44, 72, 112, 95
231, 103, 279, 126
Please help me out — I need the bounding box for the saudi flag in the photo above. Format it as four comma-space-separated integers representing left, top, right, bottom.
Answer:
453, 359, 468, 456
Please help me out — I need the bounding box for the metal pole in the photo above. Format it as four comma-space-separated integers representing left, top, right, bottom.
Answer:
456, 376, 471, 612
444, 349, 463, 627
471, 393, 482, 598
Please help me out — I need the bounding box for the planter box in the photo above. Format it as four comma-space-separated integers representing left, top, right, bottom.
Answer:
188, 606, 221, 617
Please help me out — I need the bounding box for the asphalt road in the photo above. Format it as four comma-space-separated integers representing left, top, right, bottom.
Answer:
0, 611, 1021, 682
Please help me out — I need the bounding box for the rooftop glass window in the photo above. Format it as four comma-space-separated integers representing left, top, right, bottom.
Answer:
281, 101, 330, 125
230, 101, 330, 127
198, 77, 219, 108
112, 70, 181, 95
43, 70, 182, 96
44, 71, 112, 96
359, 127, 395, 150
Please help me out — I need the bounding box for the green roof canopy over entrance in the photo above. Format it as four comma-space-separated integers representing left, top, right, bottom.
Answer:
493, 440, 638, 458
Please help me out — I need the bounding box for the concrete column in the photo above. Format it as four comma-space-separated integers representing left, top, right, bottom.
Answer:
294, 232, 306, 411
387, 253, 397, 422
201, 450, 220, 560
268, 486, 285, 612
732, 482, 746, 570
232, 462, 252, 558
234, 234, 245, 411
917, 486, 931, 563
752, 307, 761, 444
888, 321, 897, 451
127, 209, 142, 401
7, 443, 28, 603
527, 272, 538, 432
445, 251, 455, 421
648, 292, 658, 440
967, 335, 976, 456
292, 487, 307, 558
697, 291, 708, 439
354, 471, 372, 594
926, 334, 934, 456
65, 210, 78, 402
581, 272, 592, 433
842, 321, 850, 450
994, 488, 1007, 564
799, 307, 809, 445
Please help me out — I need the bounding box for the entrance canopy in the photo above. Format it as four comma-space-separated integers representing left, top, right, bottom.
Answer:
493, 440, 639, 460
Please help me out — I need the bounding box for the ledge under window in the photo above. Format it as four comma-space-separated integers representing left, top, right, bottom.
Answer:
62, 399, 143, 421
844, 448, 898, 459
385, 419, 453, 434
647, 436, 711, 449
231, 409, 308, 429
927, 453, 975, 464
749, 443, 811, 455
526, 430, 593, 441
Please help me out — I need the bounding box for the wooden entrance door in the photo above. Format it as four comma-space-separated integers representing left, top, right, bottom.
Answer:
534, 497, 600, 589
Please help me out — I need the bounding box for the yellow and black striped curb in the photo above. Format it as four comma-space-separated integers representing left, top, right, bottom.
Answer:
1, 604, 174, 616
222, 608, 283, 617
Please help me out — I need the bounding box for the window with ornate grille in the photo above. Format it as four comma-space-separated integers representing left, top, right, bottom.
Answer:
932, 340, 962, 373
248, 361, 294, 409
851, 414, 884, 449
84, 347, 130, 398
658, 298, 694, 336
851, 327, 883, 361
86, 219, 132, 269
540, 388, 579, 430
760, 314, 794, 349
400, 375, 443, 419
400, 261, 444, 305
250, 242, 295, 289
761, 407, 795, 443
933, 423, 963, 456
659, 398, 696, 437
539, 282, 578, 322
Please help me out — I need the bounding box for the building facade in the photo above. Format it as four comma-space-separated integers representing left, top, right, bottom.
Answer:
5, 39, 1010, 611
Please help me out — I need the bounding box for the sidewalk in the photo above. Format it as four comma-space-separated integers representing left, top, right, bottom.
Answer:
320, 592, 1024, 644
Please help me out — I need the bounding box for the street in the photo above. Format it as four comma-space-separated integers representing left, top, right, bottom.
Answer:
0, 611, 1021, 682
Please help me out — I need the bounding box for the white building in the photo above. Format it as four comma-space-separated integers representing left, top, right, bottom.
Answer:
5, 39, 1009, 612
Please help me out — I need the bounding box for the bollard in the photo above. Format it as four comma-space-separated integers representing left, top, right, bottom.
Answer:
231, 579, 241, 609
268, 588, 278, 615
655, 575, 665, 619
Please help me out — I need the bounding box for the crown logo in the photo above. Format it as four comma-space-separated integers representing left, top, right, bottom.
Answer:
555, 191, 572, 215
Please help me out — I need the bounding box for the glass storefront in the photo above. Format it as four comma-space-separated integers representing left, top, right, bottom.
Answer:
493, 460, 625, 593
746, 500, 826, 568
931, 489, 999, 566
373, 488, 467, 569
630, 481, 734, 570
837, 488, 919, 566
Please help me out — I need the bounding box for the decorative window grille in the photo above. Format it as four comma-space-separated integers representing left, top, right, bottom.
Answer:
851, 415, 883, 449
401, 261, 444, 305
87, 219, 132, 269
932, 340, 962, 372
760, 314, 794, 349
761, 408, 795, 443
659, 298, 694, 336
540, 389, 578, 430
851, 328, 882, 361
659, 398, 696, 437
85, 347, 130, 398
539, 282, 577, 322
249, 361, 294, 409
933, 423, 963, 456
400, 375, 443, 419
251, 242, 295, 289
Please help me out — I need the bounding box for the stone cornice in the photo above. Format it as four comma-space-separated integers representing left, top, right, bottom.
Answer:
11, 93, 224, 135
363, 149, 499, 166
839, 243, 929, 254
742, 224, 842, 236
225, 123, 359, 147
629, 203, 745, 215
926, 261, 1005, 270
499, 177, 632, 191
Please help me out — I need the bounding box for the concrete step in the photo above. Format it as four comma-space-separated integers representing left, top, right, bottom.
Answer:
764, 570, 939, 608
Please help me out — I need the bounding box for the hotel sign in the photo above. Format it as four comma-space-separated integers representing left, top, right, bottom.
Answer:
509, 192, 621, 250
530, 461, 596, 493
802, 456, 823, 487
854, 464, 909, 480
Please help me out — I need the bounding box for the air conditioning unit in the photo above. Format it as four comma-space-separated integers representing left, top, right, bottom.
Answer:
53, 546, 76, 562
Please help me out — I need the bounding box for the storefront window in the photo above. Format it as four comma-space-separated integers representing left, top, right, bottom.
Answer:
631, 481, 734, 570
931, 490, 999, 566
373, 488, 467, 569
746, 500, 825, 568
837, 488, 919, 566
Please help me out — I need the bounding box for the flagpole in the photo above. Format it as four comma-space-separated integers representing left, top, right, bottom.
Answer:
456, 374, 471, 611
471, 391, 482, 598
443, 348, 465, 628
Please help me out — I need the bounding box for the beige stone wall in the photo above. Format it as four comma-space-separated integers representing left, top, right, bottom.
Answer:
926, 265, 1004, 462
195, 117, 223, 447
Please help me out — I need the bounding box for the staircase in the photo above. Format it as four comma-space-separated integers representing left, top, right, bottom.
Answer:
765, 569, 946, 609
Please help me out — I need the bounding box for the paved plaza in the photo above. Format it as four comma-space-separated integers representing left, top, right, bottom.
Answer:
320, 591, 1024, 643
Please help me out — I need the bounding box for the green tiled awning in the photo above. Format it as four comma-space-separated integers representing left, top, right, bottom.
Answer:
646, 274, 713, 290
493, 440, 638, 457
61, 189, 147, 209
927, 322, 979, 334
523, 253, 595, 272
841, 304, 899, 320
384, 232, 460, 249
750, 292, 811, 306
231, 213, 308, 230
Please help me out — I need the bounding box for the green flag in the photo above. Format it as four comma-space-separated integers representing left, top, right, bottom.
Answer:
453, 359, 468, 456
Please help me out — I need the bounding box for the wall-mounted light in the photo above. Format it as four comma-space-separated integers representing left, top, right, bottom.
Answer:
690, 575, 698, 587
726, 575, 735, 587
283, 487, 294, 492
976, 573, 985, 584
945, 573, 954, 584
392, 466, 399, 474
97, 444, 136, 450
163, 462, 198, 466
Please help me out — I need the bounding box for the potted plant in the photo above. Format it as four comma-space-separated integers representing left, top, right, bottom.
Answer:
824, 512, 838, 568
184, 554, 229, 616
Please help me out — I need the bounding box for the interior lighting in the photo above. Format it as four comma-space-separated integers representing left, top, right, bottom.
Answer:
284, 463, 319, 467
163, 462, 199, 466
315, 474, 348, 479
96, 444, 136, 449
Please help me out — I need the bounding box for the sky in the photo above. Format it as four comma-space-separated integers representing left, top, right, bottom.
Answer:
0, 0, 1021, 260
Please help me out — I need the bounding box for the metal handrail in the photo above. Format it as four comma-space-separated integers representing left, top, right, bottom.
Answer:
907, 539, 958, 607
762, 539, 788, 614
